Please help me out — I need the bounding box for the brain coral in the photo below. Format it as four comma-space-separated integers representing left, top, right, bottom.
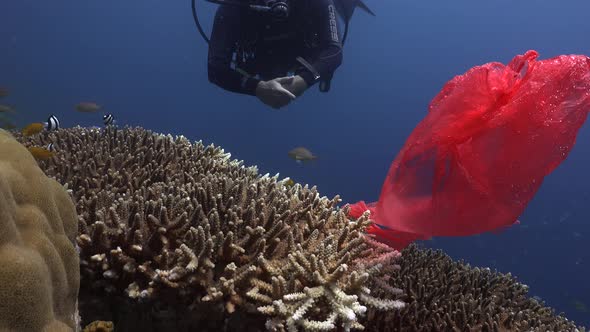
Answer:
0, 129, 80, 331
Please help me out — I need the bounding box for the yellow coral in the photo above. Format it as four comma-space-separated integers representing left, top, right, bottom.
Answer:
0, 129, 80, 331
82, 320, 114, 332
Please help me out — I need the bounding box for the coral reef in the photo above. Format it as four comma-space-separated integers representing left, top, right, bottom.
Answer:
0, 129, 80, 331
82, 320, 114, 332
17, 126, 403, 331
15, 126, 586, 331
364, 244, 585, 331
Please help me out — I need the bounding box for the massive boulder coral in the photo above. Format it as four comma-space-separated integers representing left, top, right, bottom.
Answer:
0, 129, 80, 331
17, 126, 404, 331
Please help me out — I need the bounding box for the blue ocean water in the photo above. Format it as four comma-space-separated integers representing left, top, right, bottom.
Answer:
1, 0, 589, 328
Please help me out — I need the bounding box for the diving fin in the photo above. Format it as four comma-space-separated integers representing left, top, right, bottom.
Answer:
334, 0, 375, 21
356, 0, 375, 16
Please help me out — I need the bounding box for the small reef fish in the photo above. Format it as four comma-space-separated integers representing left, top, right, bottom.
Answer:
22, 122, 45, 136
288, 147, 317, 163
21, 115, 60, 136
46, 142, 56, 152
0, 87, 8, 98
28, 146, 55, 160
0, 104, 15, 113
284, 178, 295, 188
45, 114, 60, 130
572, 300, 589, 313
75, 102, 101, 113
103, 113, 115, 126
0, 119, 16, 130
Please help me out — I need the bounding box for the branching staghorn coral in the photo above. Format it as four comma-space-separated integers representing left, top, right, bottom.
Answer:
16, 126, 404, 331
363, 244, 586, 332
16, 126, 585, 331
252, 211, 405, 332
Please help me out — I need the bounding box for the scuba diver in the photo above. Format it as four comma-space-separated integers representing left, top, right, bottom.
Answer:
193, 0, 375, 109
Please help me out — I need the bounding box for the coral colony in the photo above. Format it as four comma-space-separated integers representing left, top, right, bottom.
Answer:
0, 126, 582, 331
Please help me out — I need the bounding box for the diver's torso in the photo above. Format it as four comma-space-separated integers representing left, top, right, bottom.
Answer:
237, 0, 319, 78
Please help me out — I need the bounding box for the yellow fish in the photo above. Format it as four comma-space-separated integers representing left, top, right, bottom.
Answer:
284, 178, 295, 188
28, 146, 55, 160
21, 122, 45, 136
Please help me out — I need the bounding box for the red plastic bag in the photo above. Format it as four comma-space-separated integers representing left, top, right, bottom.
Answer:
349, 50, 590, 249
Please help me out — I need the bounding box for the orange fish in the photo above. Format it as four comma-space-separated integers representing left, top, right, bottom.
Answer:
21, 122, 45, 136
75, 102, 101, 113
0, 87, 8, 98
28, 146, 55, 160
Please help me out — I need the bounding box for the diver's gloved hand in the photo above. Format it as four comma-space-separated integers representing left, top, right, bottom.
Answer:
275, 75, 309, 97
255, 79, 296, 109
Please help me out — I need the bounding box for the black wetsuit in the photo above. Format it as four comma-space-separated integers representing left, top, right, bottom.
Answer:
207, 0, 343, 95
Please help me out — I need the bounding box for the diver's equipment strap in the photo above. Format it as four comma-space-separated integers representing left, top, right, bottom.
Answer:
296, 56, 332, 92
236, 67, 252, 79
192, 0, 210, 43
296, 56, 320, 81
235, 67, 259, 91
